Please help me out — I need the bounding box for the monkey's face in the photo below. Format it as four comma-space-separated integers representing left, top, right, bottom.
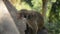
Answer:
17, 11, 38, 31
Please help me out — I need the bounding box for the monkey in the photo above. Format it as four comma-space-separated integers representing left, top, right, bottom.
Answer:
25, 10, 44, 34
37, 27, 48, 34
17, 9, 48, 34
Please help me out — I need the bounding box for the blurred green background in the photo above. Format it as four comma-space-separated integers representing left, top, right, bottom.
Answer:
9, 0, 60, 34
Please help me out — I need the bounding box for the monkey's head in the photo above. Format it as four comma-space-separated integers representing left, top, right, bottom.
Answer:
17, 9, 44, 33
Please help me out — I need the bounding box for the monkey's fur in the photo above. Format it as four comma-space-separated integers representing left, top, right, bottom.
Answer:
17, 9, 47, 34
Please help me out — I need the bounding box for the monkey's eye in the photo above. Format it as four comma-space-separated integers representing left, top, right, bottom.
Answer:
27, 15, 33, 19
24, 15, 26, 18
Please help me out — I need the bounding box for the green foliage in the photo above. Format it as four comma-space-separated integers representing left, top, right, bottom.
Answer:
48, 0, 60, 34
24, 0, 42, 12
31, 0, 42, 12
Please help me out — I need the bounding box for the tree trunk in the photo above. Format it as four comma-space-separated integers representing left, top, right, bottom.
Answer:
3, 0, 26, 34
0, 0, 20, 34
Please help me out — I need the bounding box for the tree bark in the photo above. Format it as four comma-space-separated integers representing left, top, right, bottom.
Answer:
0, 0, 20, 34
3, 0, 26, 34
